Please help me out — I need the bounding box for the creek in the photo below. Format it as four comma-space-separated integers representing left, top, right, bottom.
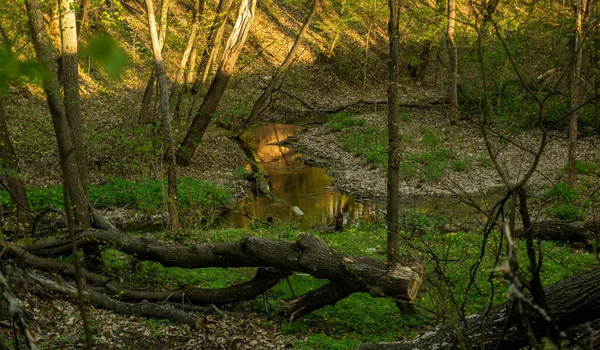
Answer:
224, 123, 487, 230
225, 123, 374, 229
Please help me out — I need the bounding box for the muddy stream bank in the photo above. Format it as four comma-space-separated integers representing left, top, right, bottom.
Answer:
225, 123, 481, 230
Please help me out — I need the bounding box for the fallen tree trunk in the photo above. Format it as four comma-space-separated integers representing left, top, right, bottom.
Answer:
28, 272, 204, 329
19, 230, 423, 317
516, 220, 600, 251
358, 267, 600, 349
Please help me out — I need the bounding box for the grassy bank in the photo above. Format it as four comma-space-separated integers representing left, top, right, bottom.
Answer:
104, 214, 596, 349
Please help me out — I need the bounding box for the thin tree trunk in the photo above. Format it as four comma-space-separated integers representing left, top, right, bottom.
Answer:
177, 0, 257, 166
327, 0, 347, 58
187, 0, 234, 118
25, 0, 101, 273
446, 0, 458, 122
138, 0, 171, 124
362, 0, 376, 92
77, 0, 92, 36
60, 0, 88, 193
237, 0, 320, 133
386, 0, 400, 263
144, 0, 180, 232
568, 0, 587, 189
171, 0, 205, 115
0, 100, 32, 236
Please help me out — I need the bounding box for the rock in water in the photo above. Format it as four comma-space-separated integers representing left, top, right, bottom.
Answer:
291, 206, 304, 216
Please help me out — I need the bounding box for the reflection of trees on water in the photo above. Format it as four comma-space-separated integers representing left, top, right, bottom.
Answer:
231, 124, 374, 229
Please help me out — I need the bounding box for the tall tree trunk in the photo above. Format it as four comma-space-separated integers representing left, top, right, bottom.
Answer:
60, 0, 88, 192
0, 101, 32, 236
568, 0, 587, 189
237, 0, 320, 133
138, 0, 171, 124
362, 0, 377, 92
327, 0, 347, 58
177, 0, 257, 166
25, 0, 101, 271
186, 0, 235, 119
171, 0, 205, 114
446, 0, 458, 122
386, 0, 400, 263
77, 0, 92, 36
144, 0, 180, 232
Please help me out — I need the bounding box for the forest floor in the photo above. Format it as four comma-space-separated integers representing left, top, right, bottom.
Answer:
4, 82, 600, 349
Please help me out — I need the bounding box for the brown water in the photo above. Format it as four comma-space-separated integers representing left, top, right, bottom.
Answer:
226, 124, 374, 229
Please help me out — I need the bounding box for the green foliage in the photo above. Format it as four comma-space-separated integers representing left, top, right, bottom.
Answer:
544, 182, 588, 220
342, 126, 388, 168
574, 160, 598, 175
328, 112, 366, 132
0, 178, 231, 216
0, 46, 44, 95
81, 34, 129, 80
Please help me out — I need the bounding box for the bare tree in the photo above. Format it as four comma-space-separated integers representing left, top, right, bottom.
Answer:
0, 100, 31, 236
139, 0, 171, 124
236, 0, 321, 133
386, 0, 401, 262
567, 0, 588, 189
177, 0, 258, 165
446, 0, 458, 122
144, 0, 180, 232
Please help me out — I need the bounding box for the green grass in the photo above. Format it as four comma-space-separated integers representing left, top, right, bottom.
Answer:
0, 177, 232, 216
99, 216, 597, 348
328, 112, 366, 132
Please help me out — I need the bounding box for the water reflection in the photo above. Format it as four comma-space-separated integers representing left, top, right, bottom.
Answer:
226, 124, 373, 229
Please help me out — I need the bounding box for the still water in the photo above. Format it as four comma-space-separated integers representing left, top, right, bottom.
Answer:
226, 124, 374, 229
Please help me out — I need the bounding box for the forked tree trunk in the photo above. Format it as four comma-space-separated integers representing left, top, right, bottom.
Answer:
144, 0, 180, 232
187, 0, 234, 118
237, 0, 320, 133
138, 0, 171, 124
0, 100, 32, 235
568, 0, 587, 189
171, 0, 205, 117
386, 0, 401, 263
25, 0, 102, 272
446, 0, 458, 122
177, 0, 257, 165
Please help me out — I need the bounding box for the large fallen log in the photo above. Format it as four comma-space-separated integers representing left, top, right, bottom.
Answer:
358, 267, 600, 349
19, 230, 423, 317
516, 220, 600, 251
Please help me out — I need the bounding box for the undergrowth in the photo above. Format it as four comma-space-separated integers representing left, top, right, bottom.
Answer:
0, 177, 232, 216
102, 213, 597, 349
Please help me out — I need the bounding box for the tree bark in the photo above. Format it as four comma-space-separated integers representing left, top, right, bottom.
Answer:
60, 0, 88, 194
358, 267, 600, 350
236, 0, 320, 133
144, 0, 180, 232
446, 0, 458, 122
28, 272, 203, 329
23, 229, 424, 316
177, 0, 257, 165
138, 0, 171, 124
386, 0, 401, 263
515, 220, 600, 251
568, 0, 587, 189
0, 100, 32, 236
187, 0, 234, 118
